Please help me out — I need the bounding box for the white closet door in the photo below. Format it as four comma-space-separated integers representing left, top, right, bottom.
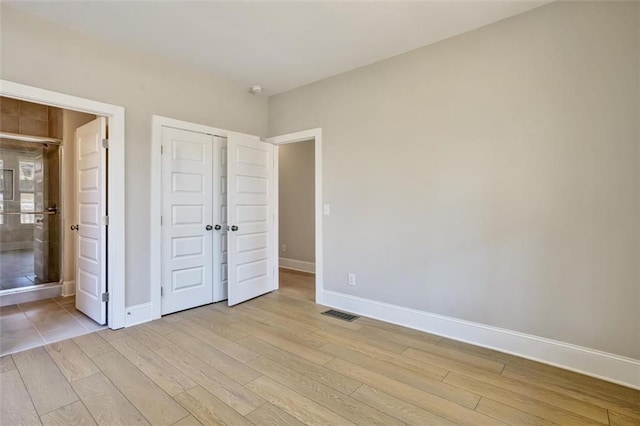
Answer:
212, 136, 228, 302
161, 127, 214, 315
227, 133, 275, 306
75, 117, 107, 324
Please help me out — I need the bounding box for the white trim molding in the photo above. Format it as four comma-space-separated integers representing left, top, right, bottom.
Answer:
61, 280, 76, 297
322, 290, 640, 390
267, 128, 323, 304
124, 303, 153, 327
1, 80, 126, 329
279, 258, 315, 273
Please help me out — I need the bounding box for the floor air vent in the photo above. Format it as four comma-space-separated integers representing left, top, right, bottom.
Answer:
322, 309, 360, 322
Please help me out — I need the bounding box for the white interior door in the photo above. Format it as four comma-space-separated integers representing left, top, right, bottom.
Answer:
212, 136, 228, 302
227, 134, 275, 306
75, 117, 107, 324
161, 127, 215, 315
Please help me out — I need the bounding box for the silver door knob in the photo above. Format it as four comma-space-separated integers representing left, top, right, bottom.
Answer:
214, 224, 222, 230
70, 224, 79, 231
206, 225, 213, 231
231, 225, 239, 232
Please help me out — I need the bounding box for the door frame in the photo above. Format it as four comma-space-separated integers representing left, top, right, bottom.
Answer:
1, 79, 127, 329
150, 115, 267, 318
267, 129, 323, 304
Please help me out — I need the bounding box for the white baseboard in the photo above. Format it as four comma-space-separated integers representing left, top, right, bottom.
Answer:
280, 257, 315, 273
322, 290, 640, 390
61, 280, 75, 297
124, 303, 153, 327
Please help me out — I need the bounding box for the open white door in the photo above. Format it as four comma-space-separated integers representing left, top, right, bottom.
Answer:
75, 117, 107, 324
227, 134, 275, 306
161, 127, 215, 314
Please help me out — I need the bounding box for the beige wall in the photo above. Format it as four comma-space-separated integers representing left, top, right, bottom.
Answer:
269, 2, 640, 359
0, 6, 268, 306
279, 140, 315, 264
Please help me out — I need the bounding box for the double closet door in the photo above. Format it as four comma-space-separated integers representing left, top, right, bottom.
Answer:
160, 127, 275, 315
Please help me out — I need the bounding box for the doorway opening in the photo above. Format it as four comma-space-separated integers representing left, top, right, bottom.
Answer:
269, 128, 323, 305
0, 79, 126, 353
0, 96, 108, 355
0, 97, 98, 298
276, 139, 316, 302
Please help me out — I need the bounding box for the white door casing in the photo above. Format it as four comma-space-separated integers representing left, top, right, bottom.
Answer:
161, 127, 214, 314
213, 136, 228, 302
227, 133, 276, 306
267, 128, 323, 305
75, 117, 108, 325
2, 79, 126, 330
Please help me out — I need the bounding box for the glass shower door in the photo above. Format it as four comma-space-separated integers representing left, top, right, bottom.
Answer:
0, 139, 61, 290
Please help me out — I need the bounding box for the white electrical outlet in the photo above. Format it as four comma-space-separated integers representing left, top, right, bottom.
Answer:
281, 244, 287, 253
348, 273, 356, 286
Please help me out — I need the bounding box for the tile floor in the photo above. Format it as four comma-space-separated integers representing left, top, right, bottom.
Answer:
0, 295, 105, 356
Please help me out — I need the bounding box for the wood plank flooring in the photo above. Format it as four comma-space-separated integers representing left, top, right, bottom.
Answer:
1, 268, 638, 425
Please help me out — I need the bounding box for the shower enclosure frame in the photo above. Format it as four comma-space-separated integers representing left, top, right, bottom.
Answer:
1, 79, 126, 330
0, 132, 64, 290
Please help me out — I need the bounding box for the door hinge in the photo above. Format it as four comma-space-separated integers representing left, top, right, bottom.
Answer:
161, 145, 164, 154
102, 138, 109, 149
102, 215, 109, 226
160, 216, 163, 225
101, 292, 109, 302
161, 287, 164, 297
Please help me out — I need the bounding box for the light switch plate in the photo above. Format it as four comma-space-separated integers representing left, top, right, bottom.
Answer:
323, 204, 331, 215
348, 273, 356, 286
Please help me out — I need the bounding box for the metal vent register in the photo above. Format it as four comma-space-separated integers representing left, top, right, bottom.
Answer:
322, 309, 360, 322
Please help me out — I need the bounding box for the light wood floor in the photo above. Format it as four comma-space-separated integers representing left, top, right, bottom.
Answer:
1, 269, 638, 425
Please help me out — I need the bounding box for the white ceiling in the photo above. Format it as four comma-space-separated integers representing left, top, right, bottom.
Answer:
7, 1, 548, 95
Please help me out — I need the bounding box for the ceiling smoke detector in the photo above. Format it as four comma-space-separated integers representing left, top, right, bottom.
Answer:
249, 85, 263, 94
